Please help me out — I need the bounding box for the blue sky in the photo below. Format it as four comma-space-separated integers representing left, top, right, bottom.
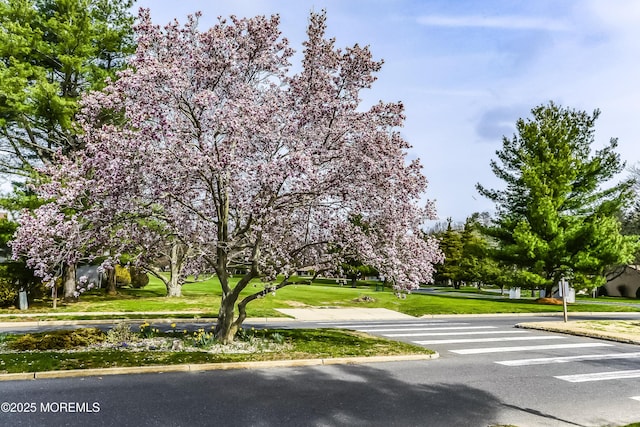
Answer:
134, 0, 640, 224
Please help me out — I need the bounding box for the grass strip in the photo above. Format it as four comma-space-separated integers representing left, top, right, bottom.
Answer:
0, 329, 433, 374
516, 320, 640, 345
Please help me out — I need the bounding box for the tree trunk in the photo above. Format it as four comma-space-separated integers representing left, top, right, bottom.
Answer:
62, 263, 77, 301
167, 274, 182, 297
213, 264, 259, 344
212, 182, 255, 344
52, 284, 58, 309
106, 267, 117, 296
215, 292, 240, 344
166, 243, 184, 297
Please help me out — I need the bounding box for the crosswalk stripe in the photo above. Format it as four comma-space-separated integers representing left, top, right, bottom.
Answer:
359, 326, 491, 333
451, 343, 613, 355
385, 330, 530, 337
317, 321, 452, 327
414, 336, 565, 345
631, 396, 640, 402
555, 370, 640, 383
496, 352, 640, 366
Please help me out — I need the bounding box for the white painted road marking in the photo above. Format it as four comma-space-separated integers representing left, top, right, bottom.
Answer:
385, 330, 530, 337
317, 321, 456, 327
359, 326, 492, 333
555, 369, 640, 383
415, 336, 565, 345
631, 396, 640, 402
496, 352, 640, 366
451, 343, 613, 355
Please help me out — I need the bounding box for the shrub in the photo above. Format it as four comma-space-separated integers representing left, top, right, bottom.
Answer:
106, 322, 138, 344
115, 265, 131, 287
0, 278, 17, 308
8, 328, 106, 351
129, 267, 149, 288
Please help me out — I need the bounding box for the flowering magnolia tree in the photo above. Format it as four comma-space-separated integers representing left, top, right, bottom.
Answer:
12, 9, 443, 343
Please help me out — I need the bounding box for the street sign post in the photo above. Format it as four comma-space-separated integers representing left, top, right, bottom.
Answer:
560, 277, 568, 322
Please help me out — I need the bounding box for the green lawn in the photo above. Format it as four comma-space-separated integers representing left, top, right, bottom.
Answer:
1, 275, 638, 320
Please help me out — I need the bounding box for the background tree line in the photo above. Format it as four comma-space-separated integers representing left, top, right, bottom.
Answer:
0, 0, 135, 306
431, 103, 640, 297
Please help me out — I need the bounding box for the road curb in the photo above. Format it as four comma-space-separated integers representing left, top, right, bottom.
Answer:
420, 312, 640, 319
516, 322, 640, 345
0, 353, 439, 382
0, 372, 35, 381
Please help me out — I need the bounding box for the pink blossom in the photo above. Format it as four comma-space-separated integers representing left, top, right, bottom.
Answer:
12, 9, 442, 303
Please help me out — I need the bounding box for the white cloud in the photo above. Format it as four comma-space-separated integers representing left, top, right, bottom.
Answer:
417, 15, 569, 32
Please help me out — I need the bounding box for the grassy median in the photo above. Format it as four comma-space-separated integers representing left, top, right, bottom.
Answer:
0, 327, 434, 374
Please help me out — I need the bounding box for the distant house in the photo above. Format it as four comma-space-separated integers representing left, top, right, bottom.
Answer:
601, 266, 640, 299
295, 266, 317, 277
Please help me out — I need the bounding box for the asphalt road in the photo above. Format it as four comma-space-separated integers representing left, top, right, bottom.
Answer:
1, 314, 639, 426
317, 315, 640, 426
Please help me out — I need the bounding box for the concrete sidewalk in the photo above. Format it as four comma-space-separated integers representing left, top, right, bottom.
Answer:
1, 308, 639, 327
0, 308, 414, 322
274, 307, 415, 321
0, 308, 415, 328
